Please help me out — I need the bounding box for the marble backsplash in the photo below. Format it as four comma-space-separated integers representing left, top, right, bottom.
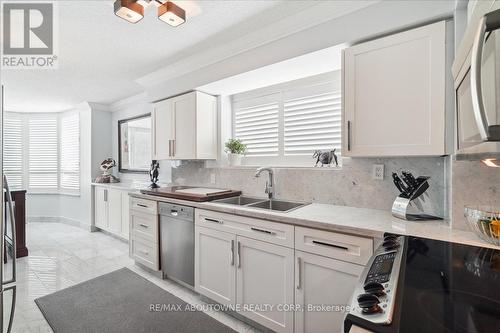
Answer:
451, 159, 500, 231
171, 157, 448, 218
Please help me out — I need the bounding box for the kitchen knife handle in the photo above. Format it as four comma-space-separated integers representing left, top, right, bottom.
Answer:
347, 121, 352, 151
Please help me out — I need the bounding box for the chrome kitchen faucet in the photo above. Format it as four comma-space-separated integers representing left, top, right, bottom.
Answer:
254, 167, 274, 199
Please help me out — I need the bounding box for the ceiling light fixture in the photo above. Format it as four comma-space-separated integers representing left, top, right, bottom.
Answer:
157, 1, 186, 27
114, 0, 186, 26
114, 0, 144, 24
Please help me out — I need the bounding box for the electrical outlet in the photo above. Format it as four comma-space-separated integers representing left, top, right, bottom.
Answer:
210, 173, 216, 184
372, 164, 384, 180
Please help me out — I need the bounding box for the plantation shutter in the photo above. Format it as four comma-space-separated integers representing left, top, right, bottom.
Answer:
60, 112, 80, 192
28, 115, 58, 191
3, 113, 24, 189
233, 93, 280, 157
283, 82, 342, 155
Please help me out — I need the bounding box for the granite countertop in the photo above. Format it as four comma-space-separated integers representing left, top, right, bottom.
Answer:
91, 181, 153, 191
128, 192, 500, 250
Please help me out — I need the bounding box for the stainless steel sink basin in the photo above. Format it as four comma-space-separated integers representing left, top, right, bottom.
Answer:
247, 199, 308, 212
215, 196, 266, 206
214, 196, 308, 213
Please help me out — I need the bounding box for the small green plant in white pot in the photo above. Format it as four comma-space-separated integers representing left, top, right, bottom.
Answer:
225, 139, 246, 166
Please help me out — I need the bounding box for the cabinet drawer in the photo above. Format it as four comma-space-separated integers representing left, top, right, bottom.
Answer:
130, 237, 159, 271
130, 197, 157, 215
130, 211, 158, 243
195, 209, 294, 248
295, 227, 373, 265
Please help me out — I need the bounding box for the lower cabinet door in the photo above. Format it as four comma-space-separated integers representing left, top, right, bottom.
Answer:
94, 187, 108, 229
295, 251, 364, 333
236, 236, 294, 333
195, 226, 236, 306
107, 189, 122, 235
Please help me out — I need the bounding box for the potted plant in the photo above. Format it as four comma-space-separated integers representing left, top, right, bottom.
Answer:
225, 138, 246, 166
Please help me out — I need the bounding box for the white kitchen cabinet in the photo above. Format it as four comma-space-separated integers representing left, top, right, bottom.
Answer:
195, 226, 236, 306
343, 21, 447, 156
108, 189, 122, 235
295, 251, 363, 333
152, 91, 217, 160
94, 186, 108, 229
236, 236, 294, 333
93, 186, 131, 240
129, 197, 159, 271
151, 98, 174, 160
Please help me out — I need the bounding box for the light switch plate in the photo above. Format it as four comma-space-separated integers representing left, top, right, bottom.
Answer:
372, 164, 384, 180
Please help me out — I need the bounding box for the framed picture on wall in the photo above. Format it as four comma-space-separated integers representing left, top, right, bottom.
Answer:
118, 113, 152, 173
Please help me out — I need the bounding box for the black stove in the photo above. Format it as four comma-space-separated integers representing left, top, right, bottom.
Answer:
345, 235, 500, 333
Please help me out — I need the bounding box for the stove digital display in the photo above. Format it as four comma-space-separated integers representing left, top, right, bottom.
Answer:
365, 252, 397, 284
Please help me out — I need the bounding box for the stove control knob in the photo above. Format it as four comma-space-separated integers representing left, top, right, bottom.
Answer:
383, 234, 398, 242
382, 239, 399, 250
363, 281, 386, 296
357, 293, 382, 314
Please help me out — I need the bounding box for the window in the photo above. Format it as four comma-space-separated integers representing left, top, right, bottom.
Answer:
60, 112, 80, 191
232, 72, 341, 166
3, 111, 80, 194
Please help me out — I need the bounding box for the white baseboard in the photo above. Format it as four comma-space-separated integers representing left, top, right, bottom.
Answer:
28, 216, 92, 231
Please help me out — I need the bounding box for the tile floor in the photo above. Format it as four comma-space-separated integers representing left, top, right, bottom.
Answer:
3, 222, 257, 333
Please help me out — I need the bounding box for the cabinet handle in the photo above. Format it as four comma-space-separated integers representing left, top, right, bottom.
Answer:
296, 257, 301, 290
168, 140, 172, 157
139, 250, 149, 255
250, 227, 276, 235
312, 240, 349, 251
237, 241, 241, 268
347, 120, 352, 151
104, 189, 108, 202
173, 139, 176, 157
205, 218, 223, 224
139, 223, 149, 228
230, 240, 234, 266
137, 204, 148, 208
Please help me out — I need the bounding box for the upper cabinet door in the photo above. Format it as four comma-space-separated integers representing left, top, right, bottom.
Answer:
152, 99, 175, 160
172, 92, 197, 159
343, 21, 447, 156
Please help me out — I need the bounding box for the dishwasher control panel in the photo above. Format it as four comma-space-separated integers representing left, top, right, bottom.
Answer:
159, 203, 194, 220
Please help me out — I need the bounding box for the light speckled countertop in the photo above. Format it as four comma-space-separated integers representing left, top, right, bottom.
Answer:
128, 191, 500, 250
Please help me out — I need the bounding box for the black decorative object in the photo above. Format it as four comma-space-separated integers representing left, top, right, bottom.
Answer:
312, 149, 338, 167
149, 160, 160, 189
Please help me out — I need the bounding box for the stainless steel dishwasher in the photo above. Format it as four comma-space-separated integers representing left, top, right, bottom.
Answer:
159, 202, 195, 288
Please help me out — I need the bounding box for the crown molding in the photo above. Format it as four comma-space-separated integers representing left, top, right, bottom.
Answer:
136, 1, 379, 87
108, 92, 149, 112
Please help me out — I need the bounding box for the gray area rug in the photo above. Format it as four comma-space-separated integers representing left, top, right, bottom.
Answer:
35, 267, 237, 333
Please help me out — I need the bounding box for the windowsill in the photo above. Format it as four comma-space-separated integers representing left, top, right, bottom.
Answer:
27, 192, 81, 197
208, 165, 343, 171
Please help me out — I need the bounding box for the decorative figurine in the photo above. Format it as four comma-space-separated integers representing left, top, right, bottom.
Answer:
312, 149, 338, 167
149, 160, 160, 189
94, 158, 120, 183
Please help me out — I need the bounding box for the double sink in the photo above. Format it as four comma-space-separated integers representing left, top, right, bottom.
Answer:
214, 196, 309, 213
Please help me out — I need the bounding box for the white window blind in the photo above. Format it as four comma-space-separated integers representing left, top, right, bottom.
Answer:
3, 113, 24, 189
60, 112, 80, 192
283, 83, 342, 155
28, 115, 58, 191
232, 72, 341, 166
233, 93, 280, 157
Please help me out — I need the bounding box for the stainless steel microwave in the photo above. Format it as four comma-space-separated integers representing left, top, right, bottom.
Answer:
453, 4, 500, 158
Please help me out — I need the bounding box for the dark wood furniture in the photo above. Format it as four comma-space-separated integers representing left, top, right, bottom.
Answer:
4, 190, 28, 260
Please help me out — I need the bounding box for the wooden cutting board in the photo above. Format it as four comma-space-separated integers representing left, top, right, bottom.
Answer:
174, 187, 231, 196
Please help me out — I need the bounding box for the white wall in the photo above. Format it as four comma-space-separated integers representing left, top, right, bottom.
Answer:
145, 0, 455, 102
